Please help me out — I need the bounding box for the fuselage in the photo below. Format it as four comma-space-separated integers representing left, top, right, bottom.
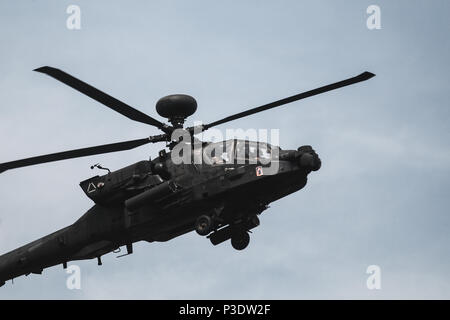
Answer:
0, 140, 321, 286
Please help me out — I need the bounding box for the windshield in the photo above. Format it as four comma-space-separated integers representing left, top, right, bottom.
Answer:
203, 140, 278, 165
235, 140, 276, 164
203, 140, 234, 165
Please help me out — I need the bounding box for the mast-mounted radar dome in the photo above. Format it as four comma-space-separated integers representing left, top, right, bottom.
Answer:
156, 94, 197, 128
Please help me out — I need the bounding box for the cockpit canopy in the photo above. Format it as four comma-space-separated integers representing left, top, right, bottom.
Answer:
198, 140, 280, 165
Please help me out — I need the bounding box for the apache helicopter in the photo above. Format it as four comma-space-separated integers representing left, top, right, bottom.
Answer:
0, 67, 374, 286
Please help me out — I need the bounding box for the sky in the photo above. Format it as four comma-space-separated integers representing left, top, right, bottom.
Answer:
0, 0, 449, 299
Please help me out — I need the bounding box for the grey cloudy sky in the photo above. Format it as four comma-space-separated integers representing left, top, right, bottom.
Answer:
0, 0, 449, 299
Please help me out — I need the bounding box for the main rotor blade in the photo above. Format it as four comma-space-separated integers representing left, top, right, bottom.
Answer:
204, 71, 375, 129
0, 135, 166, 173
34, 66, 171, 133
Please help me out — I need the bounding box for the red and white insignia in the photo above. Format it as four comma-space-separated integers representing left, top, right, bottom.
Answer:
256, 166, 263, 176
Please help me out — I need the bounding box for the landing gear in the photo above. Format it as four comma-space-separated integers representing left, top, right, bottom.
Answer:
195, 215, 213, 236
207, 214, 259, 250
231, 230, 250, 251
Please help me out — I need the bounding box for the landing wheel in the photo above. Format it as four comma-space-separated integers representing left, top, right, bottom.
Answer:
195, 215, 213, 236
231, 231, 250, 250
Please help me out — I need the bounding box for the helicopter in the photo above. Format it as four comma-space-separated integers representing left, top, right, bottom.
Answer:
0, 67, 374, 287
